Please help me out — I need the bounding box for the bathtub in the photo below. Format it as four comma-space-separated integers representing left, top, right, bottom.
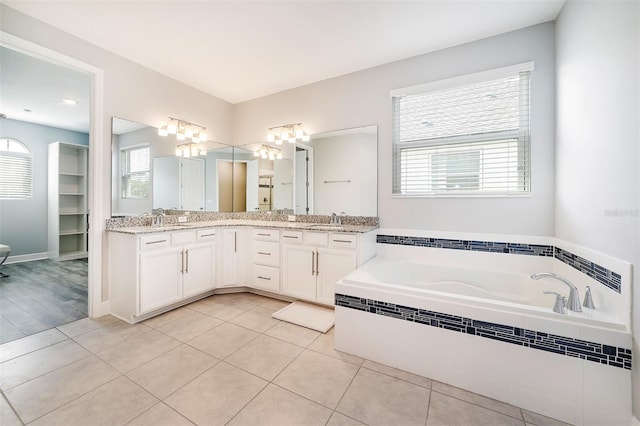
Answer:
334, 256, 632, 426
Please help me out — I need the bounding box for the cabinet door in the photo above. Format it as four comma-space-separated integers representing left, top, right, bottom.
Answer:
282, 244, 316, 300
139, 248, 183, 314
183, 242, 215, 297
221, 229, 239, 286
316, 248, 356, 305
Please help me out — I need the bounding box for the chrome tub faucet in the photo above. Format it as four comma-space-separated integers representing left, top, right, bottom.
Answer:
531, 272, 582, 313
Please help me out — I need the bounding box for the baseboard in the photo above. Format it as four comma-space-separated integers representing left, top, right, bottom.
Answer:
5, 252, 48, 264
631, 416, 640, 426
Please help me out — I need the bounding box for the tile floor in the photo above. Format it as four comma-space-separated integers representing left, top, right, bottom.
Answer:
0, 292, 570, 426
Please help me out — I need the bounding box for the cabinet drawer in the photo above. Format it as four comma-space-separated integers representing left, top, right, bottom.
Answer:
139, 234, 170, 251
304, 232, 328, 247
251, 264, 280, 292
253, 241, 280, 267
171, 230, 196, 246
282, 230, 303, 245
330, 234, 356, 249
253, 228, 280, 242
197, 229, 216, 241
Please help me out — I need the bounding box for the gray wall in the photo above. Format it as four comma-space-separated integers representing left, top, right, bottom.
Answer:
555, 0, 640, 416
0, 118, 89, 257
233, 22, 556, 236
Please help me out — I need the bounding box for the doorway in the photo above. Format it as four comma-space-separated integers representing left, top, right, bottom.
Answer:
0, 32, 104, 343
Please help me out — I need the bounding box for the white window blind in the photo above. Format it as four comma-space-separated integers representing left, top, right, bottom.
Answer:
121, 145, 150, 199
392, 65, 531, 196
0, 138, 33, 200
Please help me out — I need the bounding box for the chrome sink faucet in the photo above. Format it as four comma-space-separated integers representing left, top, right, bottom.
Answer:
531, 272, 582, 312
330, 212, 339, 225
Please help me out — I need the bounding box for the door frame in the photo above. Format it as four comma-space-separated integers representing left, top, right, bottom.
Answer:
1, 31, 107, 318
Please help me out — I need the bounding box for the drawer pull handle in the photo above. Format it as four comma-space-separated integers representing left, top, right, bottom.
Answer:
200, 233, 215, 237
333, 239, 352, 243
257, 276, 271, 281
257, 251, 271, 256
283, 235, 299, 239
257, 233, 271, 236
145, 240, 167, 245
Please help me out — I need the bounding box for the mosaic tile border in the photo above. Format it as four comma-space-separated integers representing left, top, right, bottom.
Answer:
376, 235, 621, 294
335, 294, 632, 370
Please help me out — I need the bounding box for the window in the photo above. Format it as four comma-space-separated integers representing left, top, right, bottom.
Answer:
121, 145, 150, 199
392, 62, 532, 196
0, 138, 33, 199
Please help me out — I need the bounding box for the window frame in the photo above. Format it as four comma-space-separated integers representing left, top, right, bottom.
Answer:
120, 144, 150, 199
391, 62, 534, 198
0, 137, 33, 200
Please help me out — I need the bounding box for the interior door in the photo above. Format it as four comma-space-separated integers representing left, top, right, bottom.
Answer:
217, 160, 233, 212
181, 157, 205, 211
245, 159, 259, 212
233, 162, 247, 211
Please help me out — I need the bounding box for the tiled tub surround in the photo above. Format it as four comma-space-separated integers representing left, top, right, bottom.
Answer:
334, 230, 633, 426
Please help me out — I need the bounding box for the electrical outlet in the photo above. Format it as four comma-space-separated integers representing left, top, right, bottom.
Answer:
178, 215, 188, 223
288, 215, 296, 222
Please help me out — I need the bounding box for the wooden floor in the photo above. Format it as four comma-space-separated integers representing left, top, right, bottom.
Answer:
0, 258, 87, 344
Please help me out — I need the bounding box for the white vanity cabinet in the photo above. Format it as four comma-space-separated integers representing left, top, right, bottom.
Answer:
110, 229, 216, 323
220, 228, 252, 287
282, 231, 369, 305
251, 228, 281, 292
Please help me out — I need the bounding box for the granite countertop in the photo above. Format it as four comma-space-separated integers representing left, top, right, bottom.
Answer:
107, 219, 378, 235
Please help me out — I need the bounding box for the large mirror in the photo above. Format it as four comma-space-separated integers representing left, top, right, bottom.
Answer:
235, 125, 377, 216
111, 117, 231, 215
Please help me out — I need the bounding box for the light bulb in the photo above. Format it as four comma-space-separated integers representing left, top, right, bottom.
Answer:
177, 128, 186, 140
158, 125, 168, 136
191, 145, 199, 157
281, 130, 289, 140
275, 139, 283, 145
167, 122, 177, 134
175, 147, 182, 156
288, 137, 296, 143
185, 127, 194, 139
276, 152, 283, 160
295, 129, 304, 139
267, 132, 275, 143
199, 131, 207, 142
200, 149, 207, 156
254, 151, 260, 157
183, 148, 190, 158
268, 151, 275, 160
302, 134, 310, 142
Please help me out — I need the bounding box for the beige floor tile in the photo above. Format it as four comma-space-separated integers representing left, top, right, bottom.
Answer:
188, 322, 259, 359
4, 355, 120, 423
127, 402, 194, 426
274, 350, 359, 408
211, 292, 265, 306
1, 339, 91, 390
265, 321, 321, 347
142, 306, 193, 329
326, 411, 366, 426
427, 392, 525, 426
0, 393, 21, 426
73, 321, 151, 353
337, 367, 430, 426
56, 315, 120, 338
432, 381, 522, 419
188, 297, 253, 321
127, 344, 217, 400
522, 409, 571, 426
257, 297, 291, 311
30, 376, 157, 426
228, 383, 332, 426
308, 331, 364, 365
363, 359, 432, 388
226, 335, 303, 381
0, 328, 67, 363
165, 361, 267, 426
229, 306, 281, 333
97, 329, 181, 372
155, 310, 222, 342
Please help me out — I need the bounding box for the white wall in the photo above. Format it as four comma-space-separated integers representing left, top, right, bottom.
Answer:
555, 0, 640, 417
233, 22, 556, 236
0, 4, 234, 301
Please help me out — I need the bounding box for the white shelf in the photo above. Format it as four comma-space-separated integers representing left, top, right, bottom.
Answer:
48, 142, 89, 261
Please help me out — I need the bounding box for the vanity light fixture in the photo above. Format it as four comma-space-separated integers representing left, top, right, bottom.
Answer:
175, 142, 208, 158
159, 117, 208, 144
254, 145, 283, 160
266, 123, 310, 145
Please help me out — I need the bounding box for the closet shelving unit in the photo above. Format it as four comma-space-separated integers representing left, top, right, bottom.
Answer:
48, 141, 89, 260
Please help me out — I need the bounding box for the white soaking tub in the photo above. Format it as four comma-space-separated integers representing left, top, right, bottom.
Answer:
334, 256, 632, 426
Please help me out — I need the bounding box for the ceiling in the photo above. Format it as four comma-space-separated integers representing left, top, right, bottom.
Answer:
5, 0, 565, 107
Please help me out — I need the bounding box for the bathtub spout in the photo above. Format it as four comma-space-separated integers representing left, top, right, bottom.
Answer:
531, 273, 582, 313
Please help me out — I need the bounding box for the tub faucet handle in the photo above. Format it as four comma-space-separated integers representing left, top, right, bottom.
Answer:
583, 286, 595, 309
543, 291, 568, 314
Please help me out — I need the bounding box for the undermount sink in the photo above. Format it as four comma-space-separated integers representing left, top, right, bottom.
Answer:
309, 224, 344, 230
